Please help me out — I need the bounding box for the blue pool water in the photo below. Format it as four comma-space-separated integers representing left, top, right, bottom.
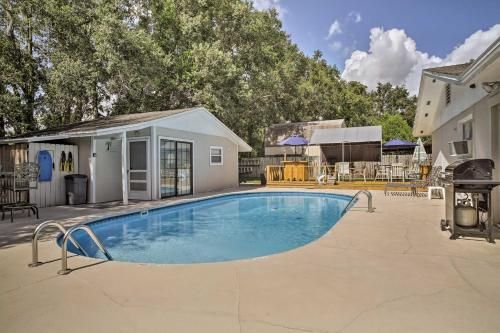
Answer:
61, 192, 352, 264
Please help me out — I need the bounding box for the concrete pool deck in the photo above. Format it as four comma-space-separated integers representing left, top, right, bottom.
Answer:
1, 187, 500, 332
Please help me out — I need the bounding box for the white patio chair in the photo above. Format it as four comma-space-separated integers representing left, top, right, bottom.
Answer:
391, 163, 405, 182
352, 164, 367, 182
374, 164, 390, 181
336, 162, 351, 181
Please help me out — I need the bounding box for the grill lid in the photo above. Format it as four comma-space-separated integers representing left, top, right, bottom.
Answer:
444, 159, 494, 181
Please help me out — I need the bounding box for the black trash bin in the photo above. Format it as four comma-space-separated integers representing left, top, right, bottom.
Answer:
65, 174, 88, 205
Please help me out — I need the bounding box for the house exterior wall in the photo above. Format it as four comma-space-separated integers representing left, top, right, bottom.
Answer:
154, 127, 239, 196
94, 138, 123, 203
66, 137, 91, 176
28, 142, 79, 208
432, 96, 492, 167
433, 83, 488, 132
84, 126, 240, 203
492, 103, 500, 224
432, 92, 500, 223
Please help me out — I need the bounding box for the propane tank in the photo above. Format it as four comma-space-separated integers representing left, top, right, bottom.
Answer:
455, 204, 478, 227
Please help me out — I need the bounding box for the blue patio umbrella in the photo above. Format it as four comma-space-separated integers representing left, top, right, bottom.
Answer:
279, 134, 308, 159
383, 138, 417, 150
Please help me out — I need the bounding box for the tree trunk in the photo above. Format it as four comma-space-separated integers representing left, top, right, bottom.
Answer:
24, 7, 36, 132
0, 115, 5, 138
94, 79, 100, 118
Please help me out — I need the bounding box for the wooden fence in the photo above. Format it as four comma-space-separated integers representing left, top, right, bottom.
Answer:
0, 143, 28, 171
239, 156, 320, 179
240, 154, 431, 181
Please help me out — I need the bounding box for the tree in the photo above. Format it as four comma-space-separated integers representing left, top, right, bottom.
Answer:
376, 113, 414, 142
0, 0, 46, 135
0, 0, 419, 152
370, 82, 417, 126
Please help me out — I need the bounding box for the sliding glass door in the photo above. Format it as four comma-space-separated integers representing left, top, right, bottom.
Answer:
159, 138, 193, 198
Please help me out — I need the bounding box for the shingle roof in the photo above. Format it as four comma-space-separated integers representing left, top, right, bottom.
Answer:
424, 63, 472, 76
265, 119, 345, 146
309, 126, 382, 144
7, 108, 197, 139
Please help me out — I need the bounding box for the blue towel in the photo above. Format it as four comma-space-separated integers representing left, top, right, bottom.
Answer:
38, 150, 52, 181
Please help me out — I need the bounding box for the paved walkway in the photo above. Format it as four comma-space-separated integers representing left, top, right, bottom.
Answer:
1, 187, 500, 332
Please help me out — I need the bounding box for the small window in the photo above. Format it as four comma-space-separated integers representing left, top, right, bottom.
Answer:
445, 84, 451, 105
462, 120, 473, 140
210, 146, 223, 165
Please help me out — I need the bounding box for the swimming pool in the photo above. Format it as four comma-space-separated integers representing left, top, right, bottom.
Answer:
60, 192, 352, 264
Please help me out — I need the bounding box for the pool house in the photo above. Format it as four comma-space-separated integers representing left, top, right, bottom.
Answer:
0, 107, 251, 207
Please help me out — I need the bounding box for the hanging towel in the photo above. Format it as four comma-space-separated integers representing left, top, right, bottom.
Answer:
38, 150, 53, 181
67, 152, 73, 172
60, 151, 66, 172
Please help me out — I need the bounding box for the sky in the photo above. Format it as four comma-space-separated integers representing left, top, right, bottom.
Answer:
252, 0, 500, 95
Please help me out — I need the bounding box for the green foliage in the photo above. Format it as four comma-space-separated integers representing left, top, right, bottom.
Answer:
376, 113, 414, 142
0, 0, 418, 154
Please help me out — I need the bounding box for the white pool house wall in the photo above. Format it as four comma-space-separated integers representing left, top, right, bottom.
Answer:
86, 109, 250, 205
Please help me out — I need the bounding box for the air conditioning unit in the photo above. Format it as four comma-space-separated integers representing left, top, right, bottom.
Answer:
448, 140, 472, 158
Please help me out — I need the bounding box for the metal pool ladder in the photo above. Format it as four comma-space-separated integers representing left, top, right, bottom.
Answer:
29, 221, 89, 267
342, 190, 375, 215
29, 221, 112, 275
58, 225, 113, 275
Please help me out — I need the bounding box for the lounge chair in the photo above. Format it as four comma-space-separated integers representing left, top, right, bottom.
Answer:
413, 166, 444, 198
384, 166, 442, 197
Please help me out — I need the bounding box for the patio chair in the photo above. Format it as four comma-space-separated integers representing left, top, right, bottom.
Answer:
336, 162, 351, 181
374, 164, 390, 181
317, 165, 336, 185
1, 162, 40, 223
390, 163, 405, 182
405, 164, 420, 181
384, 166, 443, 197
351, 164, 367, 182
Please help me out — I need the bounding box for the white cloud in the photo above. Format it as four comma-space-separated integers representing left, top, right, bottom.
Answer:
341, 24, 500, 95
330, 41, 343, 51
348, 11, 362, 23
326, 20, 342, 39
253, 0, 286, 19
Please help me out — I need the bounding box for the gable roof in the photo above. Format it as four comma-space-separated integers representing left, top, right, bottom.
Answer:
0, 107, 252, 152
6, 108, 195, 139
265, 119, 345, 146
309, 126, 382, 144
424, 63, 471, 76
413, 36, 500, 137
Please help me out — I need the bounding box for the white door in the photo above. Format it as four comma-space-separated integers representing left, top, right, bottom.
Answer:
128, 138, 151, 200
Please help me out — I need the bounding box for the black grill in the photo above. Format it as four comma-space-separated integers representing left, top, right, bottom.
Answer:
441, 158, 500, 243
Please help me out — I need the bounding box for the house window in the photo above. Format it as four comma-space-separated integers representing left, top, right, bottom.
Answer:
462, 119, 473, 140
445, 84, 451, 105
210, 146, 223, 165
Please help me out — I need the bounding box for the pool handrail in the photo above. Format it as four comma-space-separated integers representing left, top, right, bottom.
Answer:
29, 221, 89, 267
342, 190, 375, 215
58, 225, 113, 275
